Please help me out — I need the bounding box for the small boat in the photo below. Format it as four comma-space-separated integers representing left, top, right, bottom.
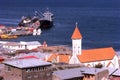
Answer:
18, 8, 54, 29
33, 29, 42, 36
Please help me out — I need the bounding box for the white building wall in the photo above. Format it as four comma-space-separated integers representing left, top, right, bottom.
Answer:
110, 55, 119, 68
69, 38, 82, 64
84, 60, 110, 67
3, 45, 26, 50
3, 44, 40, 50
72, 39, 82, 55
26, 45, 39, 50
69, 55, 81, 64
83, 56, 119, 68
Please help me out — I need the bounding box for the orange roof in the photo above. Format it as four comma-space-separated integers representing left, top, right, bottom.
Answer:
77, 47, 115, 63
71, 26, 82, 39
47, 54, 70, 63
47, 54, 57, 61
58, 55, 70, 63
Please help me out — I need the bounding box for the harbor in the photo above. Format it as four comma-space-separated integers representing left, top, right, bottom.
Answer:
0, 0, 119, 80
0, 9, 54, 39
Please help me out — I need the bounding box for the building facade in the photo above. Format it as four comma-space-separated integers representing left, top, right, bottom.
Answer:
3, 58, 52, 80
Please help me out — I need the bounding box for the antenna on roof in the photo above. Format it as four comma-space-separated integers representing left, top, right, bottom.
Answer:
76, 22, 78, 27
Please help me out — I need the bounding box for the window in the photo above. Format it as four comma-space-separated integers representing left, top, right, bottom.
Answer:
26, 69, 31, 72
27, 75, 32, 79
46, 73, 51, 76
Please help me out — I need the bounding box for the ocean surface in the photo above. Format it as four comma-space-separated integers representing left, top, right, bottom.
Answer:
0, 0, 120, 51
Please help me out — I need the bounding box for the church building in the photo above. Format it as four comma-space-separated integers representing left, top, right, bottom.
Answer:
69, 23, 119, 68
47, 23, 119, 68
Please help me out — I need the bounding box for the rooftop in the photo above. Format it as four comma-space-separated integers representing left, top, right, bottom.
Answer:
53, 68, 84, 79
77, 47, 115, 63
3, 58, 51, 69
53, 67, 107, 79
20, 41, 41, 46
71, 26, 82, 39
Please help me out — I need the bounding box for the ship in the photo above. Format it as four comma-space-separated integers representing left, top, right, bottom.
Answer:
18, 9, 54, 29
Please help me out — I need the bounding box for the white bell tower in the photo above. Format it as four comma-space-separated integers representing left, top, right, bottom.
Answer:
69, 23, 82, 64
71, 22, 82, 55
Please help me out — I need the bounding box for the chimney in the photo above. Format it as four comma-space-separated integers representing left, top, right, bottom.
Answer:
25, 45, 27, 50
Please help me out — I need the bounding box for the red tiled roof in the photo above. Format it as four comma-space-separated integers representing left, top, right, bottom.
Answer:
71, 26, 82, 39
47, 54, 70, 63
19, 56, 39, 59
0, 56, 4, 61
77, 47, 115, 63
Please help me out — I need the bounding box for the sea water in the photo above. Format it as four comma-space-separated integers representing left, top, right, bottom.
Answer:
0, 0, 119, 52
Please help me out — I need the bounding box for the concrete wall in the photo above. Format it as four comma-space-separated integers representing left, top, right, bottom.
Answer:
95, 69, 109, 80
4, 65, 22, 80
22, 67, 52, 80
4, 65, 52, 80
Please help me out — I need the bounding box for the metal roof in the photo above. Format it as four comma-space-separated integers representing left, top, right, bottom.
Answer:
20, 41, 41, 46
53, 68, 84, 79
53, 67, 107, 79
80, 67, 106, 75
3, 58, 51, 69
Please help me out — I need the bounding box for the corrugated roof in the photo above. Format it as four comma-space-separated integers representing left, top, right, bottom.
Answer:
77, 47, 115, 63
71, 26, 82, 39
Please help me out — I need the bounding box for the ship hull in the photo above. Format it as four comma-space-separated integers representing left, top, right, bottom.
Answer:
18, 19, 53, 29
18, 9, 54, 29
39, 20, 53, 29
